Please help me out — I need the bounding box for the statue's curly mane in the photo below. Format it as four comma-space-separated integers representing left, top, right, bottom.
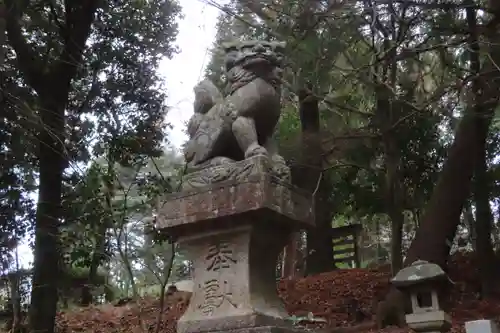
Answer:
225, 65, 281, 96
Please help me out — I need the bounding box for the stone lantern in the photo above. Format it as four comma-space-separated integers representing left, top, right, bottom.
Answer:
391, 260, 452, 333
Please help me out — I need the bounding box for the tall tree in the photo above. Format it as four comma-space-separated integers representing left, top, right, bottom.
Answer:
5, 0, 181, 330
6, 2, 99, 331
379, 0, 500, 323
296, 85, 335, 275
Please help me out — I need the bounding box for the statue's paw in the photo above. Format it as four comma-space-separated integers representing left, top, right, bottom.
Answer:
272, 164, 291, 182
245, 144, 268, 158
208, 157, 235, 166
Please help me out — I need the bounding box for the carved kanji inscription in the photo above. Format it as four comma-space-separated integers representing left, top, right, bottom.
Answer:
205, 241, 236, 271
198, 279, 236, 315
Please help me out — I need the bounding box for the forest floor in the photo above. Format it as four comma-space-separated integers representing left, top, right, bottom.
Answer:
55, 253, 500, 333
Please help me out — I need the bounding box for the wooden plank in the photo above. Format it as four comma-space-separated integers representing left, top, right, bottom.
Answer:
331, 229, 355, 238
333, 256, 356, 264
333, 247, 355, 256
330, 224, 363, 238
332, 238, 355, 247
332, 234, 354, 241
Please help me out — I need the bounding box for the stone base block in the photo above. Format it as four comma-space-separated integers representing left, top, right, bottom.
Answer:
156, 156, 314, 237
179, 314, 294, 333
202, 326, 311, 333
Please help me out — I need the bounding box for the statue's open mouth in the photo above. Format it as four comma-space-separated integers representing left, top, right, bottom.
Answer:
240, 53, 275, 68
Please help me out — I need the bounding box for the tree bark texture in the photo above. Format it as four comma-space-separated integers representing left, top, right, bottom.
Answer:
467, 1, 498, 298
282, 232, 300, 277
373, 34, 405, 276
383, 135, 404, 275
473, 138, 496, 298
463, 202, 477, 251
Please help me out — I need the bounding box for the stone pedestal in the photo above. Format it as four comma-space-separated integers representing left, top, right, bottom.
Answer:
157, 156, 314, 333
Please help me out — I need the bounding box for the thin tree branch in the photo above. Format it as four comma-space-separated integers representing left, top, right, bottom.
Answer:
4, 0, 47, 92
49, 1, 99, 96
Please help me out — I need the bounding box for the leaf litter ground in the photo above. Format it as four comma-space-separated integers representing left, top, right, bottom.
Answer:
56, 253, 500, 333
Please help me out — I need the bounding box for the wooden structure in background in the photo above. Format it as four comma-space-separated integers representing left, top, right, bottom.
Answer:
331, 224, 362, 268
279, 224, 364, 276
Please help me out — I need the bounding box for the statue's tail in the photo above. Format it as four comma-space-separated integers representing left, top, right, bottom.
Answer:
193, 79, 223, 114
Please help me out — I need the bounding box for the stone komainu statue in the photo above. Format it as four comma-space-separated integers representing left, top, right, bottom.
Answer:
184, 40, 288, 178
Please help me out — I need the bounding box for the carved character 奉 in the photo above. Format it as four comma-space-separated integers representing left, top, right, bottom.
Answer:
183, 40, 289, 180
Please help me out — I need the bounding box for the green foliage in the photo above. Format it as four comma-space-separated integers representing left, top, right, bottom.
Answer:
202, 0, 493, 269
3, 0, 185, 311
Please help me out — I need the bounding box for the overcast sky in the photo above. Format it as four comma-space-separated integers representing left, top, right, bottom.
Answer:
17, 0, 223, 268
160, 0, 221, 149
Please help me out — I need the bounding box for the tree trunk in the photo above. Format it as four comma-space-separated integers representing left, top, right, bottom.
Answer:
383, 137, 404, 275
473, 140, 496, 298
82, 158, 113, 306
117, 231, 138, 298
377, 34, 405, 276
377, 70, 496, 329
463, 202, 477, 251
306, 182, 335, 275
29, 95, 66, 332
468, 1, 496, 299
9, 273, 21, 333
376, 217, 382, 264
389, 209, 404, 274
467, 5, 497, 298
123, 257, 138, 297
285, 84, 321, 278
81, 222, 107, 305
282, 232, 300, 277
296, 85, 334, 275
144, 226, 155, 278
10, 245, 22, 333
154, 242, 175, 333
369, 28, 406, 275
402, 91, 494, 267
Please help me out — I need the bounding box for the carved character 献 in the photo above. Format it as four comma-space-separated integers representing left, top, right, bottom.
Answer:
198, 279, 236, 315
